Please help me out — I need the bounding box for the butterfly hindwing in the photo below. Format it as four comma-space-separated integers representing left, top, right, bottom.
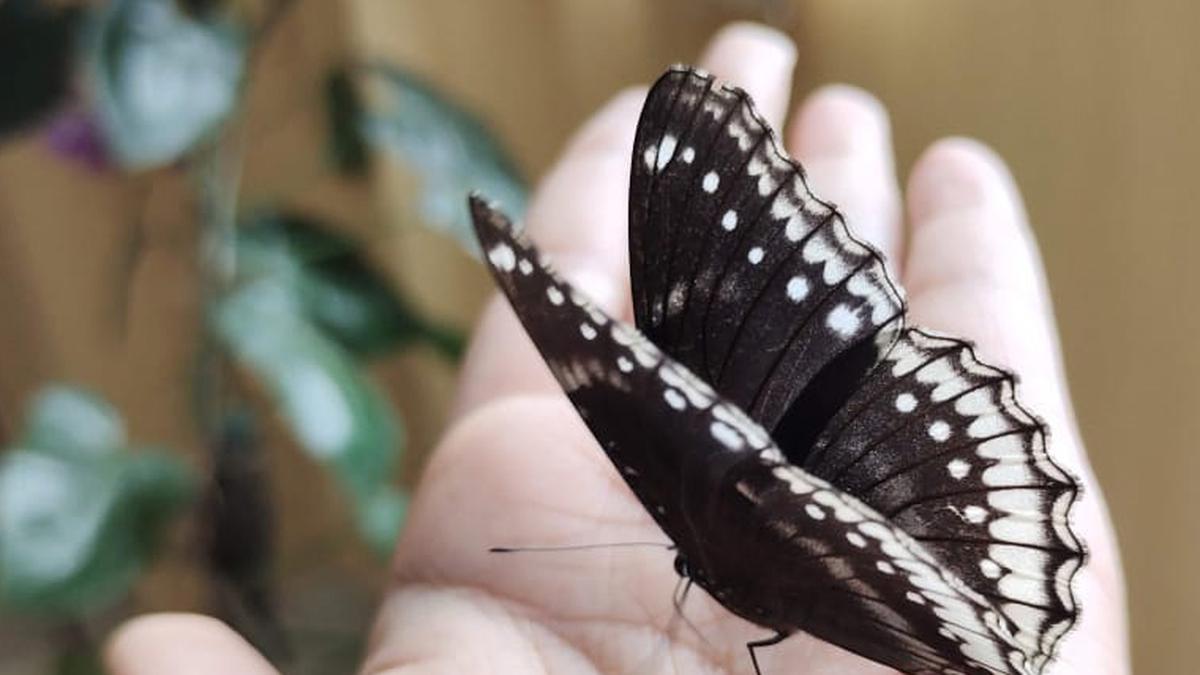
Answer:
707, 459, 1041, 675
806, 329, 1084, 668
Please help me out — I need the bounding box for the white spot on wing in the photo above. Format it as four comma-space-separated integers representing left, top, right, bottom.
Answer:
656, 135, 677, 170
721, 209, 738, 231
681, 146, 695, 163
826, 304, 861, 337
955, 387, 996, 416
771, 465, 815, 494
579, 323, 597, 340
947, 458, 971, 479
709, 421, 743, 450
963, 505, 989, 523
547, 287, 564, 305
666, 283, 686, 316
969, 413, 1012, 438
784, 215, 806, 242
929, 420, 952, 442
747, 247, 764, 265
786, 275, 809, 302
487, 243, 516, 272
663, 388, 687, 410
812, 490, 866, 523
659, 362, 716, 407
702, 171, 720, 193
611, 322, 662, 368
727, 118, 753, 150
757, 173, 777, 196
980, 559, 1003, 579
804, 504, 826, 520
895, 392, 917, 413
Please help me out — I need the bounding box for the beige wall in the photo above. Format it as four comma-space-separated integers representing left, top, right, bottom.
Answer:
0, 1, 1192, 672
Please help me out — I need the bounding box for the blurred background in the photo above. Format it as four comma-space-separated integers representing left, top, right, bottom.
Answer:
0, 1, 1192, 673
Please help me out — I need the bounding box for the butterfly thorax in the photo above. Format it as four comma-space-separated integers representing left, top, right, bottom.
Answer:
672, 453, 828, 634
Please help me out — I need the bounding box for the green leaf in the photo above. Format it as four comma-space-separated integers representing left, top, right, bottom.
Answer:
211, 280, 402, 506
0, 1, 80, 139
20, 385, 126, 458
239, 214, 465, 360
85, 0, 247, 169
0, 386, 192, 616
361, 65, 527, 254
326, 67, 369, 177
355, 487, 407, 557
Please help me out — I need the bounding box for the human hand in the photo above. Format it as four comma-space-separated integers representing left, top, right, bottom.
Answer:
106, 23, 1129, 675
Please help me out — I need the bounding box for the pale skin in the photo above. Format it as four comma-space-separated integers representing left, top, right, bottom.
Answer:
106, 23, 1129, 675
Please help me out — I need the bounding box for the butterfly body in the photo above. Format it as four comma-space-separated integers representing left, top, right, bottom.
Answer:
471, 64, 1083, 675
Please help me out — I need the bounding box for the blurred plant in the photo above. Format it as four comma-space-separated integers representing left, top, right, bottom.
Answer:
0, 0, 81, 139
0, 386, 192, 673
359, 65, 528, 254
85, 0, 248, 169
0, 0, 527, 670
1, 386, 192, 615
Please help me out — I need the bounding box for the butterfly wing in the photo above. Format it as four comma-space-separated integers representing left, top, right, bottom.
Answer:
805, 329, 1085, 668
629, 66, 1083, 670
471, 195, 736, 548
629, 66, 905, 448
708, 457, 1046, 675
472, 197, 1037, 675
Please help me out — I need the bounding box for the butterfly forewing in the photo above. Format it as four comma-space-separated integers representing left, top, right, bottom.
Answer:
472, 196, 734, 547
629, 66, 906, 436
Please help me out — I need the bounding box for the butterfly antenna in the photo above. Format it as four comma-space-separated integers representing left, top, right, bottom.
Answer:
488, 541, 674, 554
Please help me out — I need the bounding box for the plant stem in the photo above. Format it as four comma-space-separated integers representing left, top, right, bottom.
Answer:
194, 109, 245, 438
252, 0, 301, 47
192, 74, 289, 663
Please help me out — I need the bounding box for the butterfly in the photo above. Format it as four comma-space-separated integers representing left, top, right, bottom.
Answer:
469, 65, 1084, 675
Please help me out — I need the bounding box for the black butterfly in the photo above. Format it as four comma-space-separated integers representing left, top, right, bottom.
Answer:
470, 66, 1084, 675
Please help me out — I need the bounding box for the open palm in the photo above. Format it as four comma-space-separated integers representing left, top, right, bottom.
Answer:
107, 23, 1128, 675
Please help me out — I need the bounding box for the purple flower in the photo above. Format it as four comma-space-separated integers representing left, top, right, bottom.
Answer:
44, 106, 112, 172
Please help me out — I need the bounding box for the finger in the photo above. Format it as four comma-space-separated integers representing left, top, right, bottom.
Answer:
903, 139, 1129, 672
698, 22, 797, 130
452, 23, 797, 422
787, 85, 903, 265
904, 138, 1071, 451
104, 614, 278, 675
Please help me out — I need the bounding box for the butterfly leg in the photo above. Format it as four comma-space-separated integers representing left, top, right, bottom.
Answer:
746, 631, 789, 675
